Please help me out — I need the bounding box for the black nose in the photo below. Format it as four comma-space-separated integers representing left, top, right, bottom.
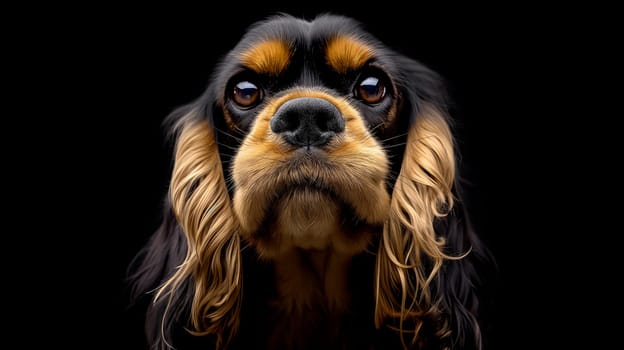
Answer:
270, 97, 345, 148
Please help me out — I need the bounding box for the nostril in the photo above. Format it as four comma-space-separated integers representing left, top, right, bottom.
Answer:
317, 110, 345, 134
271, 110, 300, 133
315, 111, 330, 132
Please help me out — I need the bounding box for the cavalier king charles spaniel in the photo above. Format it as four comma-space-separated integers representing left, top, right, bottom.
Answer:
129, 13, 494, 350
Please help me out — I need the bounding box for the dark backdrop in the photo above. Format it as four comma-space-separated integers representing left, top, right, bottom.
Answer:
34, 3, 588, 349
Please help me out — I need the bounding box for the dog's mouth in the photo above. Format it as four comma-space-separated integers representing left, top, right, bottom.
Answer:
258, 178, 377, 233
233, 150, 387, 256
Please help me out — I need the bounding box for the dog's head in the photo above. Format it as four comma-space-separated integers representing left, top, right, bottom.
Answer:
131, 13, 493, 350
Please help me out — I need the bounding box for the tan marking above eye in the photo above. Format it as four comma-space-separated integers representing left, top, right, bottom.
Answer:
326, 36, 374, 74
240, 39, 291, 76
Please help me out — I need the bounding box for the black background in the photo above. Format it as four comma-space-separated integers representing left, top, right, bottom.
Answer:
15, 3, 609, 349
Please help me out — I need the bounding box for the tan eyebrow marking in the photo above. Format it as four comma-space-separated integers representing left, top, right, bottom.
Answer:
326, 36, 374, 74
240, 39, 291, 76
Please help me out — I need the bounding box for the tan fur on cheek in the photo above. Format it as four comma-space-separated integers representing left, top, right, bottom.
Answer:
231, 116, 283, 236
327, 102, 391, 223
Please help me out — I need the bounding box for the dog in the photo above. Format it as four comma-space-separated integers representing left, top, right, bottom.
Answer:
128, 13, 495, 350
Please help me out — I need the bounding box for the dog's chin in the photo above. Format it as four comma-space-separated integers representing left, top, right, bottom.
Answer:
244, 184, 382, 259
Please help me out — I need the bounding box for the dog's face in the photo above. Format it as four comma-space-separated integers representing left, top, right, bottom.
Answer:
224, 17, 400, 257
186, 15, 451, 260
135, 13, 490, 350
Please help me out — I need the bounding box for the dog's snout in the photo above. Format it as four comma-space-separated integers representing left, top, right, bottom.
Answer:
270, 97, 345, 147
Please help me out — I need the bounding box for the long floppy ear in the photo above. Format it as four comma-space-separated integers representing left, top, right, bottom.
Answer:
128, 104, 242, 349
375, 58, 494, 350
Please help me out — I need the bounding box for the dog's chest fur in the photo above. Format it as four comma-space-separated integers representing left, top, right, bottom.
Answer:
238, 248, 378, 350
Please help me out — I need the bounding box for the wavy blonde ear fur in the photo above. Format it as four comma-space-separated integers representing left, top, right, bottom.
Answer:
375, 105, 466, 347
154, 115, 242, 348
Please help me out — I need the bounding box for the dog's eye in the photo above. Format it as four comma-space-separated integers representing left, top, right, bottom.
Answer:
355, 76, 386, 104
233, 81, 261, 108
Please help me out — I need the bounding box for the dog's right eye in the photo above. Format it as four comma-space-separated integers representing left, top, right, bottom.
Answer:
354, 75, 386, 105
232, 81, 261, 108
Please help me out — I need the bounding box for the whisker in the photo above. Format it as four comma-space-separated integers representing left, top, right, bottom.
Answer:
240, 241, 252, 252
355, 122, 386, 144
382, 142, 407, 150
386, 171, 400, 180
215, 142, 240, 152
369, 121, 386, 133
215, 127, 244, 142
216, 152, 235, 159
232, 125, 247, 137
380, 132, 409, 144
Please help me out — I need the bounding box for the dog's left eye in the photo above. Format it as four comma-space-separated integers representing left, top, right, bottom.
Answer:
232, 81, 261, 108
354, 76, 386, 104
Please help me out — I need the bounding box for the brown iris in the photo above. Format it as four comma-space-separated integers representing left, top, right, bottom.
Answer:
233, 81, 261, 108
355, 76, 386, 104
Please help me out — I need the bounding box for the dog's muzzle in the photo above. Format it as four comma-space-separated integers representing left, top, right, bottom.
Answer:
270, 97, 345, 147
